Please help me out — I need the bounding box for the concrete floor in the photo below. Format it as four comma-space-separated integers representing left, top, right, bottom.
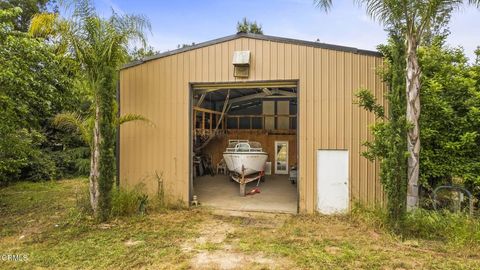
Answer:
193, 174, 298, 213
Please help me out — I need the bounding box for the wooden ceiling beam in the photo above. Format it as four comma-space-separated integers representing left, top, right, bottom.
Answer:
227, 89, 296, 105
262, 87, 272, 95
228, 92, 267, 105
270, 89, 296, 97
196, 93, 207, 106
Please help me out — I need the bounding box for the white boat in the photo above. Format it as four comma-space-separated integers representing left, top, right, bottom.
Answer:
223, 140, 268, 196
223, 140, 268, 176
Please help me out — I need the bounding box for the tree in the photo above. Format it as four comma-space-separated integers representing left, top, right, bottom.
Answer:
418, 38, 480, 202
0, 7, 78, 183
236, 17, 263, 34
129, 45, 159, 62
356, 33, 409, 226
0, 0, 54, 32
314, 0, 480, 210
53, 112, 150, 177
31, 0, 150, 220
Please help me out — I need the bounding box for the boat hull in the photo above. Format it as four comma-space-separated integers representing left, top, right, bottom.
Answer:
223, 152, 268, 176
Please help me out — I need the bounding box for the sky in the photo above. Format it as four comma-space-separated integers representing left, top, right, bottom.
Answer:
93, 0, 480, 61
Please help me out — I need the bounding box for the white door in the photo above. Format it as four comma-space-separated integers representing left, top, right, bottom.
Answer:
316, 150, 349, 214
275, 141, 288, 174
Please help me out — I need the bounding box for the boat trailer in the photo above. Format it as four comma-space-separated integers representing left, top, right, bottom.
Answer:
229, 165, 265, 196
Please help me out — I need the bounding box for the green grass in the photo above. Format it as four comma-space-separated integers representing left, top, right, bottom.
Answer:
402, 209, 480, 246
1, 179, 479, 269
195, 241, 222, 251
0, 179, 204, 269
227, 213, 480, 269
350, 204, 480, 247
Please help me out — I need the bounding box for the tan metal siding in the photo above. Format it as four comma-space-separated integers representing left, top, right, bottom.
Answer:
120, 37, 385, 212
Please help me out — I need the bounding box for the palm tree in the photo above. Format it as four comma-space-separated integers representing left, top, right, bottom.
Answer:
31, 0, 151, 220
314, 0, 480, 210
53, 112, 150, 147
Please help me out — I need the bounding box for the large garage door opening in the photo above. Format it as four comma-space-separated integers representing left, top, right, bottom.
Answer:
190, 81, 298, 213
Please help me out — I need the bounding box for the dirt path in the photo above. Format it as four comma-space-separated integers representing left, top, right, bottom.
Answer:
181, 210, 294, 270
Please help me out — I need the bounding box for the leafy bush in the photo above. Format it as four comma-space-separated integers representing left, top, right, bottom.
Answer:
51, 146, 90, 179
0, 8, 81, 183
23, 149, 57, 181
418, 40, 480, 201
358, 36, 480, 224
75, 173, 173, 218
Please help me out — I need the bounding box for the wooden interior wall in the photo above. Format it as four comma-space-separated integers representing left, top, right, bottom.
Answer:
262, 101, 275, 130
119, 36, 385, 212
203, 131, 297, 170
277, 101, 290, 129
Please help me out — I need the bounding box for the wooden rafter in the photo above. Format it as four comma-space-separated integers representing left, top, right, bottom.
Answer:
227, 89, 296, 105
262, 87, 272, 95
196, 93, 206, 106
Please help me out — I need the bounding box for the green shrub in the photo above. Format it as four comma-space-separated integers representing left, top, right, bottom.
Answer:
111, 187, 148, 217
75, 185, 149, 218
24, 149, 57, 181
52, 146, 90, 179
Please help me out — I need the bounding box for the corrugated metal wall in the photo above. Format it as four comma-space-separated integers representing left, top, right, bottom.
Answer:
119, 36, 385, 213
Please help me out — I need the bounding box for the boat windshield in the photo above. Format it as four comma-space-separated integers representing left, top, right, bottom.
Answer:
235, 143, 251, 152
225, 141, 263, 153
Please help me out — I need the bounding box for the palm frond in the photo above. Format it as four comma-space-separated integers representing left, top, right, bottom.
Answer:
313, 0, 333, 12
117, 114, 154, 127
469, 0, 480, 8
71, 0, 97, 23
354, 0, 402, 26
53, 112, 92, 146
29, 13, 58, 38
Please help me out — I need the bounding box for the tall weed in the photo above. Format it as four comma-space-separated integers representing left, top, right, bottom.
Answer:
111, 187, 147, 217
351, 204, 480, 247
402, 209, 480, 246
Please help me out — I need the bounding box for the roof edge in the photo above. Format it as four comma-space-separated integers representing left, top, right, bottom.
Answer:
121, 33, 382, 70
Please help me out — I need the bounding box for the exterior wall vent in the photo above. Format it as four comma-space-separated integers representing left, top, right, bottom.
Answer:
232, 51, 250, 78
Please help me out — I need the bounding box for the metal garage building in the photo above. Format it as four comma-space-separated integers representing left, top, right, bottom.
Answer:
118, 33, 385, 213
